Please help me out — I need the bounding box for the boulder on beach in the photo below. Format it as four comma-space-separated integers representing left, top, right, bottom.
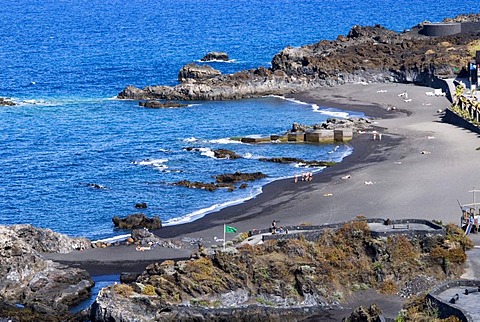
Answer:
112, 213, 162, 230
200, 51, 229, 61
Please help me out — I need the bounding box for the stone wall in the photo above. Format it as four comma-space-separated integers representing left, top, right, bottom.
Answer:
421, 21, 480, 37
443, 108, 480, 136
427, 280, 480, 322
252, 218, 445, 242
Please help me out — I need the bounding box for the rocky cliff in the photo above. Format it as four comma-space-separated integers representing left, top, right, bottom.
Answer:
0, 225, 93, 320
90, 221, 472, 321
117, 14, 480, 101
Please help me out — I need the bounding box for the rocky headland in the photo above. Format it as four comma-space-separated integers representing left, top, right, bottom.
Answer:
89, 220, 472, 321
0, 225, 94, 321
117, 14, 479, 101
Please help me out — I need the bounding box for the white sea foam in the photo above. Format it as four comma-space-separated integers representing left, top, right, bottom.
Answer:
269, 95, 350, 118
243, 152, 253, 159
314, 108, 350, 118
163, 186, 263, 227
198, 147, 215, 158
183, 137, 198, 143
132, 158, 169, 170
194, 59, 237, 63
207, 138, 243, 144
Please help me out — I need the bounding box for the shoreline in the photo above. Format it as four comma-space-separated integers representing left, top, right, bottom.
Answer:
49, 81, 480, 275
151, 87, 399, 239
44, 80, 480, 320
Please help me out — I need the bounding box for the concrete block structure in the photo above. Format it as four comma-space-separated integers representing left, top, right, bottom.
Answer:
305, 129, 334, 143
287, 132, 305, 142
421, 21, 480, 37
334, 128, 353, 142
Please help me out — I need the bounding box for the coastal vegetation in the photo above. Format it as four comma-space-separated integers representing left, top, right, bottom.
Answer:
450, 84, 480, 126
92, 219, 472, 321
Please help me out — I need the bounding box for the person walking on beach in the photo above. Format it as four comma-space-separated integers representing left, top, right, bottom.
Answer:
271, 220, 277, 234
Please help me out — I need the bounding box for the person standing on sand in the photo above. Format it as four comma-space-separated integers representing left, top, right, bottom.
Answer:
271, 220, 277, 234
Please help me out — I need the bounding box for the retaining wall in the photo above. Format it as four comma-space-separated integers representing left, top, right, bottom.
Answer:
421, 21, 480, 37
251, 218, 445, 242
443, 108, 480, 136
427, 280, 480, 322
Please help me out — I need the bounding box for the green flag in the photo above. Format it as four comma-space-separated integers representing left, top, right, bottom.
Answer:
225, 225, 237, 233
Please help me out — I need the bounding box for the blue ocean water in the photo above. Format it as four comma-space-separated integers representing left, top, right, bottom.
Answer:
0, 0, 477, 239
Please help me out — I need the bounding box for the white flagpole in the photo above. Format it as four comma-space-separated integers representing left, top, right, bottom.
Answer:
223, 224, 226, 250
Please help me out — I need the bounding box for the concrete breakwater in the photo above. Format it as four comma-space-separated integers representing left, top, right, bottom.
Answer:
240, 128, 353, 144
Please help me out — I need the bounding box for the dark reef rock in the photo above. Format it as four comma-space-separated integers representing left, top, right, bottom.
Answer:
0, 97, 15, 106
112, 213, 162, 230
215, 171, 267, 183
178, 63, 222, 83
135, 202, 148, 209
84, 183, 107, 190
174, 180, 219, 191
259, 157, 336, 167
184, 147, 242, 159
201, 51, 229, 61
213, 149, 242, 159
139, 100, 187, 108
174, 172, 266, 192
118, 14, 480, 101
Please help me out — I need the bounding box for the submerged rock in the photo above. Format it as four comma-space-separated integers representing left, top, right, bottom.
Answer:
213, 149, 242, 159
112, 213, 162, 230
135, 202, 148, 209
174, 180, 219, 191
0, 97, 15, 106
139, 100, 188, 108
215, 171, 267, 183
259, 157, 336, 167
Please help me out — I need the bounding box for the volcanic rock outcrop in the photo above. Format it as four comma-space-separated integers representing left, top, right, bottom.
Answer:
178, 63, 222, 83
0, 225, 93, 319
89, 221, 472, 321
112, 213, 162, 230
117, 14, 480, 101
201, 52, 229, 61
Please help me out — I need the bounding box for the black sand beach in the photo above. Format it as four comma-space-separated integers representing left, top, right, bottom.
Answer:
45, 81, 480, 320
